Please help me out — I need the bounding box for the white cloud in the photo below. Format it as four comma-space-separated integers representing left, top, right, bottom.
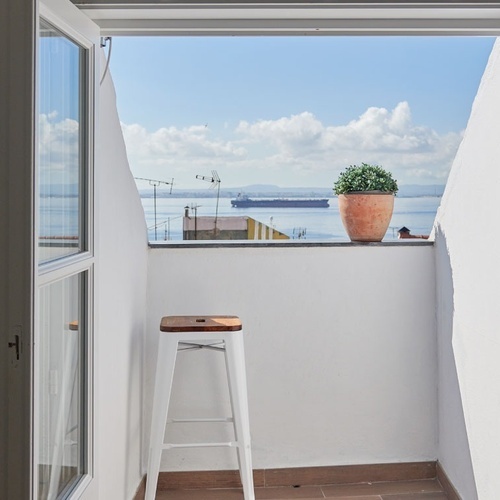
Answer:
324, 102, 440, 153
39, 113, 79, 160
39, 113, 80, 185
122, 102, 463, 187
237, 112, 323, 154
122, 123, 246, 165
121, 123, 251, 188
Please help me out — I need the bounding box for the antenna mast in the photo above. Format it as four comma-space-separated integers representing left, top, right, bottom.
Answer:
134, 177, 174, 240
196, 170, 221, 237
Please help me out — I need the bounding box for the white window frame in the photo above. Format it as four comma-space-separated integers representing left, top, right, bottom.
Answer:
73, 1, 500, 37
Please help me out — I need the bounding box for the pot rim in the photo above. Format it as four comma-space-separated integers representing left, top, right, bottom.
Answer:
339, 190, 395, 195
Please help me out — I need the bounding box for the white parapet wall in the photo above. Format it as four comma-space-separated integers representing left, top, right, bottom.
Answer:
145, 243, 437, 471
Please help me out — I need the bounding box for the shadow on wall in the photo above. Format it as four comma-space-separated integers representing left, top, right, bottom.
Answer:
126, 327, 145, 496
434, 224, 478, 500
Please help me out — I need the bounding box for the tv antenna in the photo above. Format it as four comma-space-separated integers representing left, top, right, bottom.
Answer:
196, 170, 221, 236
293, 227, 307, 240
184, 204, 202, 240
134, 177, 174, 241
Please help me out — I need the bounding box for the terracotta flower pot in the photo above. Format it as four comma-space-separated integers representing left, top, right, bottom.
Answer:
338, 192, 395, 242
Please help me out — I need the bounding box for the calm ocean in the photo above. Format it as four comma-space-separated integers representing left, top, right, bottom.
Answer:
39, 195, 441, 242
141, 196, 442, 242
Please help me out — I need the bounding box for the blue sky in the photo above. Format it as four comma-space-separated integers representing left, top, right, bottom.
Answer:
109, 36, 495, 189
39, 25, 83, 187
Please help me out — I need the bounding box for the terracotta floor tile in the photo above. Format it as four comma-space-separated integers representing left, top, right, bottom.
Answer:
154, 478, 446, 500
321, 480, 442, 497
155, 488, 244, 499
381, 494, 448, 500
324, 497, 382, 500
255, 486, 324, 499
155, 489, 326, 500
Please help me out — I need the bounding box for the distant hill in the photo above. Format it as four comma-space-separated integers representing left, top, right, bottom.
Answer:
397, 184, 445, 197
138, 183, 445, 199
40, 183, 78, 197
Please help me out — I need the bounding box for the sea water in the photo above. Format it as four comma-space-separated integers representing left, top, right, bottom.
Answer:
141, 196, 442, 242
38, 195, 441, 242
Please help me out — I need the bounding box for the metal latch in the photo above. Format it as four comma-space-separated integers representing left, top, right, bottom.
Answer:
8, 334, 20, 361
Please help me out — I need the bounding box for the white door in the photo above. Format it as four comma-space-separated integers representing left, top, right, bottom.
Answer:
36, 2, 99, 498
1, 0, 100, 496
36, 2, 100, 498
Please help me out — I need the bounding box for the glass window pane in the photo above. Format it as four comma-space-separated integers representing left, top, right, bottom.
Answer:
38, 20, 87, 264
37, 273, 87, 499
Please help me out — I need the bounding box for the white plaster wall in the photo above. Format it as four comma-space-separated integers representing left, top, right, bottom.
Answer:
434, 39, 500, 500
146, 244, 437, 471
91, 58, 149, 499
435, 231, 477, 499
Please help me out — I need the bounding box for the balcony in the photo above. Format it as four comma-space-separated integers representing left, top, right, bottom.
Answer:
93, 37, 489, 499
90, 33, 496, 500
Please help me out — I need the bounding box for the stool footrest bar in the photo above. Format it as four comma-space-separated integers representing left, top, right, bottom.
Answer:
163, 442, 237, 449
178, 342, 225, 352
168, 417, 234, 423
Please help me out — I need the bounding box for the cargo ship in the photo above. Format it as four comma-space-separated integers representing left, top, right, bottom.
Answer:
231, 194, 329, 208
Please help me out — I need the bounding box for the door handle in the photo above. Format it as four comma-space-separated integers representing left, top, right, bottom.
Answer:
8, 334, 20, 361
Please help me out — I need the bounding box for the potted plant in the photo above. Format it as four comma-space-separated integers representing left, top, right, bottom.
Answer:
334, 163, 398, 242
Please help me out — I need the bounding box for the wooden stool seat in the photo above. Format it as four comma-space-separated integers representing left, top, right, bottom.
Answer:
160, 315, 242, 332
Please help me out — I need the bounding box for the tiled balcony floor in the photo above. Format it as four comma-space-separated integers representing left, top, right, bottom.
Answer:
156, 479, 448, 499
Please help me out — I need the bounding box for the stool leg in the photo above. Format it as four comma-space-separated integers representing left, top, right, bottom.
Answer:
145, 335, 179, 500
224, 334, 255, 500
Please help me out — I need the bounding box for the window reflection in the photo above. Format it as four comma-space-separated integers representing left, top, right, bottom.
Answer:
38, 273, 86, 499
38, 20, 86, 264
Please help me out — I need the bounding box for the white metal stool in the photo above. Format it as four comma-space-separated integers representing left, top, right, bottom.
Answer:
145, 315, 255, 500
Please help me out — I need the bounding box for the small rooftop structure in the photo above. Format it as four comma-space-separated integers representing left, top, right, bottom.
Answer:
183, 214, 289, 241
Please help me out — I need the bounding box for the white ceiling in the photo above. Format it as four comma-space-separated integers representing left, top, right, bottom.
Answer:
69, 1, 500, 35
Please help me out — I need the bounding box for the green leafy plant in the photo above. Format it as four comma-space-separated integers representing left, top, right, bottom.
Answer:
333, 163, 398, 195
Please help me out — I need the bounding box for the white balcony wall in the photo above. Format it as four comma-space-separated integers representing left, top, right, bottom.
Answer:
435, 38, 500, 500
146, 244, 437, 471
93, 56, 148, 499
